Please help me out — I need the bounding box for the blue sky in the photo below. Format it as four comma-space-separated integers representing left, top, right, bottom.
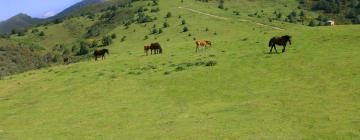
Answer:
0, 0, 82, 21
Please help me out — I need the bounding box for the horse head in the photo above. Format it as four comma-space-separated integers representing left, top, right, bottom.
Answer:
284, 35, 292, 45
206, 40, 212, 47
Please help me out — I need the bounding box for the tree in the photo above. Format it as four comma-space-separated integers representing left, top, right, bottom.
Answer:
309, 20, 317, 27
152, 28, 159, 34
39, 31, 45, 36
102, 36, 113, 46
78, 41, 89, 55
163, 21, 169, 28
181, 19, 186, 25
183, 26, 189, 32
218, 0, 225, 9
111, 33, 117, 39
166, 12, 172, 18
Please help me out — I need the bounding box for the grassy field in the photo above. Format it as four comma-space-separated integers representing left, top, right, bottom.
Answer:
1, 0, 360, 139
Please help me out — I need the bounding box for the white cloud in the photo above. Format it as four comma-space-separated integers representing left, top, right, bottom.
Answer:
43, 11, 56, 18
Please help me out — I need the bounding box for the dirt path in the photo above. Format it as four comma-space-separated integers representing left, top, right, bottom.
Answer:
178, 6, 285, 31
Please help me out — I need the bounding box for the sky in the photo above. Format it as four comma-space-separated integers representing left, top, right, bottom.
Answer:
0, 0, 83, 21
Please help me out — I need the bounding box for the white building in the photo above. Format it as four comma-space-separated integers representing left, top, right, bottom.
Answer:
326, 20, 335, 26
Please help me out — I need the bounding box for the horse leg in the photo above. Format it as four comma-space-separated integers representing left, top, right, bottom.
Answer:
269, 46, 273, 53
282, 45, 286, 53
274, 45, 278, 53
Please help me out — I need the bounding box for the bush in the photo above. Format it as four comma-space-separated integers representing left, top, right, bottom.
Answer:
77, 41, 89, 55
121, 36, 127, 42
150, 7, 160, 13
111, 33, 117, 39
205, 60, 217, 66
166, 12, 172, 18
218, 0, 225, 9
53, 18, 63, 24
102, 36, 113, 46
308, 20, 317, 27
175, 66, 185, 72
39, 31, 45, 36
163, 22, 169, 28
181, 19, 186, 25
152, 28, 159, 34
183, 26, 189, 32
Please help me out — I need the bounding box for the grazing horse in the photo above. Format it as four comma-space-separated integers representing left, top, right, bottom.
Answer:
195, 40, 212, 52
63, 56, 69, 65
145, 43, 162, 55
144, 45, 151, 55
268, 35, 292, 53
94, 49, 109, 61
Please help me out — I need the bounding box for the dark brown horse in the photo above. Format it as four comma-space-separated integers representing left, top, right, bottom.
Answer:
94, 49, 109, 61
195, 40, 212, 52
144, 42, 162, 55
63, 56, 69, 65
268, 35, 292, 53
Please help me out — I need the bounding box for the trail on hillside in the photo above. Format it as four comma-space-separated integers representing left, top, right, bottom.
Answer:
178, 7, 285, 31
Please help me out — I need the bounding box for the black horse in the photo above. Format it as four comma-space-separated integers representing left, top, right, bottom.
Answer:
94, 49, 109, 61
145, 42, 162, 55
268, 35, 292, 53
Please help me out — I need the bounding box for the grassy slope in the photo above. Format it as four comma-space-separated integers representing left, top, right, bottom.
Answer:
1, 0, 360, 139
10, 17, 94, 51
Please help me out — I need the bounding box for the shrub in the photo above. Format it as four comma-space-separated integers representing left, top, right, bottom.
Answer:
121, 36, 127, 42
218, 0, 225, 9
39, 31, 45, 36
111, 33, 117, 39
181, 19, 186, 25
77, 41, 89, 55
152, 28, 159, 34
205, 60, 217, 66
175, 66, 185, 72
183, 26, 189, 32
308, 20, 317, 27
102, 36, 113, 46
166, 12, 172, 18
163, 22, 169, 28
150, 7, 160, 13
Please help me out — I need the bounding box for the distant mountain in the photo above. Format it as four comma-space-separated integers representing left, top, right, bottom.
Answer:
0, 0, 107, 34
0, 13, 43, 34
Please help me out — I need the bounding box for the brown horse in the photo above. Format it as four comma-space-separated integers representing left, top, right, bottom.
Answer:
94, 49, 109, 61
144, 43, 162, 55
195, 40, 212, 52
63, 56, 69, 65
268, 35, 292, 53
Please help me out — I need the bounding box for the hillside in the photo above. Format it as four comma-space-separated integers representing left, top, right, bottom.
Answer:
1, 0, 360, 139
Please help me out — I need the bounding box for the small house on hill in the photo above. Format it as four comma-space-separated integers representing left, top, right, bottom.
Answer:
326, 20, 335, 26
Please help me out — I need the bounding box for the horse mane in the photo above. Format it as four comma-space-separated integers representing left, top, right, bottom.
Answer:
282, 35, 291, 40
